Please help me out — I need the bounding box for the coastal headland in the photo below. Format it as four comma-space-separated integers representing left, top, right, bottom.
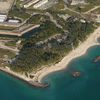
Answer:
0, 67, 49, 88
0, 0, 100, 88
36, 26, 100, 83
0, 26, 100, 88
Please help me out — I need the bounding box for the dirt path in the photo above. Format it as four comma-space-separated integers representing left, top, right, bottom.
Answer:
84, 6, 100, 14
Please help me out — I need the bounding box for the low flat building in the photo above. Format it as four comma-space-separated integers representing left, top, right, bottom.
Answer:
0, 14, 7, 22
91, 14, 100, 23
8, 19, 20, 23
71, 0, 86, 5
33, 0, 48, 8
95, 14, 100, 23
24, 0, 40, 8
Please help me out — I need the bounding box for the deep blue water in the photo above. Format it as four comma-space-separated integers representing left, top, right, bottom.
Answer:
0, 45, 100, 100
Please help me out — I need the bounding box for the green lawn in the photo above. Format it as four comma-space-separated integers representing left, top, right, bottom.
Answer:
5, 41, 17, 47
0, 48, 15, 67
92, 7, 100, 14
69, 4, 95, 13
9, 7, 31, 21
0, 26, 15, 31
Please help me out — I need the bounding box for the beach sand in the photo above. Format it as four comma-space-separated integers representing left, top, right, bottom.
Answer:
0, 26, 100, 87
0, 67, 48, 88
35, 26, 100, 83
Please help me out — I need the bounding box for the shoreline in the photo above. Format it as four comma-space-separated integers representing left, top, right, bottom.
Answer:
35, 26, 100, 83
0, 67, 49, 88
0, 26, 100, 88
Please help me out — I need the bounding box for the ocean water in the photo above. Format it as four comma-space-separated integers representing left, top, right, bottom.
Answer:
0, 45, 100, 100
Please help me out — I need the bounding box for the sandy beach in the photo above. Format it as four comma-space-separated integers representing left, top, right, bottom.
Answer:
0, 26, 100, 87
0, 67, 48, 88
34, 26, 100, 83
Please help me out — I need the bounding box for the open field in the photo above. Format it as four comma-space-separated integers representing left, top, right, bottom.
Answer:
0, 0, 15, 14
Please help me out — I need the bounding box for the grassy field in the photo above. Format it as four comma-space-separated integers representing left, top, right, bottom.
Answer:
87, 0, 100, 6
0, 26, 16, 31
9, 8, 30, 21
92, 7, 100, 14
0, 48, 15, 68
69, 4, 95, 13
5, 40, 17, 47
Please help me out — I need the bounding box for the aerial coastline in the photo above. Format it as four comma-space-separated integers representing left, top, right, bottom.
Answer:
0, 26, 100, 87
0, 0, 100, 100
0, 66, 49, 88
36, 26, 100, 83
0, 0, 99, 89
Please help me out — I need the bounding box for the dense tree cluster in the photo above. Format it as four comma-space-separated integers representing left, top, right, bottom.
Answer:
10, 17, 94, 72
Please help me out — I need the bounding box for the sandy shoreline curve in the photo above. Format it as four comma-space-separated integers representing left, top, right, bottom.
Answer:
0, 67, 49, 88
35, 26, 100, 83
0, 26, 100, 88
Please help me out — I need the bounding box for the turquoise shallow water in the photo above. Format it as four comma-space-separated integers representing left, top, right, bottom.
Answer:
0, 45, 100, 100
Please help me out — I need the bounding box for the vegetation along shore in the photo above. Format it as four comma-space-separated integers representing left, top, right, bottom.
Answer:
0, 0, 100, 88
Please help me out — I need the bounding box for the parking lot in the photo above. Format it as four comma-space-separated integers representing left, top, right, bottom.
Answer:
0, 0, 15, 14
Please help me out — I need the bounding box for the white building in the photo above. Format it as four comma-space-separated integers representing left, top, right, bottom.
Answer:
24, 0, 40, 8
8, 19, 20, 23
33, 0, 48, 8
91, 14, 100, 23
71, 0, 86, 5
95, 14, 100, 23
0, 14, 7, 22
